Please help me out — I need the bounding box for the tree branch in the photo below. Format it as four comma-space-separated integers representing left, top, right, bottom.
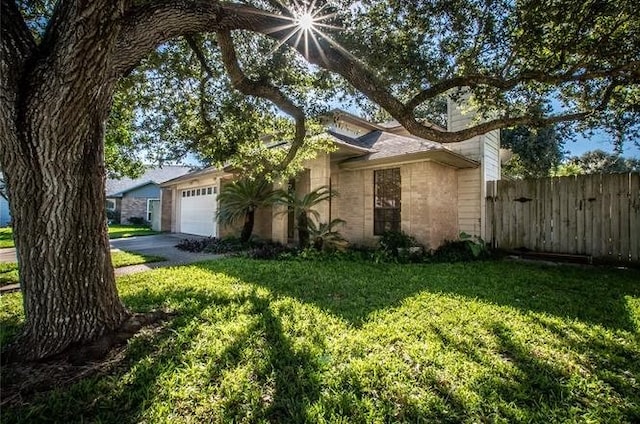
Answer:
406, 64, 640, 110
114, 1, 638, 146
0, 0, 36, 97
215, 29, 307, 170
0, 0, 37, 158
114, 1, 292, 76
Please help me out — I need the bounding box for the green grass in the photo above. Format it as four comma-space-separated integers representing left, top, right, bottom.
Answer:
107, 224, 159, 239
110, 250, 165, 268
0, 251, 165, 286
1, 259, 639, 423
0, 225, 158, 249
0, 227, 13, 248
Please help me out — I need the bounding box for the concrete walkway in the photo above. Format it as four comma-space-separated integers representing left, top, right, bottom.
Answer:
0, 233, 223, 294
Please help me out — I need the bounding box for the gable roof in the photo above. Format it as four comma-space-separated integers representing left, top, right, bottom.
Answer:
329, 129, 477, 169
106, 166, 192, 197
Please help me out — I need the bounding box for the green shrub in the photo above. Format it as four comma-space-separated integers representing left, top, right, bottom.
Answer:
378, 230, 424, 263
106, 209, 119, 224
429, 232, 489, 263
127, 216, 148, 226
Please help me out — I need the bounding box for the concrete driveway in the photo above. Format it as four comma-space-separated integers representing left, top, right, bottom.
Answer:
0, 233, 222, 267
110, 233, 193, 252
0, 233, 222, 293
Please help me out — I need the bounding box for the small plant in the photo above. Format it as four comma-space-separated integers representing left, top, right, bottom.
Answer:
459, 232, 488, 258
429, 232, 489, 263
246, 241, 297, 260
378, 230, 424, 262
127, 216, 148, 226
106, 209, 119, 224
176, 236, 246, 254
308, 219, 348, 252
274, 186, 337, 249
175, 237, 214, 252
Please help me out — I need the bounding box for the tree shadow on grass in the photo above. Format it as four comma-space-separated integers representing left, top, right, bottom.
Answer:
396, 321, 638, 422
3, 284, 322, 423
195, 259, 640, 332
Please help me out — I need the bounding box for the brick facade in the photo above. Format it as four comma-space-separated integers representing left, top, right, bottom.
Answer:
120, 197, 149, 224
160, 188, 172, 232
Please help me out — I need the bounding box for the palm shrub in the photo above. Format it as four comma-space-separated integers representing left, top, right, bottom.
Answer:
308, 219, 348, 251
217, 179, 278, 243
276, 186, 336, 249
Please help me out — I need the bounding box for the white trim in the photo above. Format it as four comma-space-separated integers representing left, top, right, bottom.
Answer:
146, 198, 159, 221
106, 199, 116, 211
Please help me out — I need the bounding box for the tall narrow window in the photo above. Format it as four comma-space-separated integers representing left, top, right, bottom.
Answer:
373, 168, 401, 235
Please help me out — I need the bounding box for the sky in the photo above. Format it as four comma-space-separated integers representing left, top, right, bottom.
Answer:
565, 130, 640, 159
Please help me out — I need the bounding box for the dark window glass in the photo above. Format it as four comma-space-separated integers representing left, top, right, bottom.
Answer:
373, 168, 401, 235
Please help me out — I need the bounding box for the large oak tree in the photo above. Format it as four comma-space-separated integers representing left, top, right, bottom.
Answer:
1, 0, 638, 360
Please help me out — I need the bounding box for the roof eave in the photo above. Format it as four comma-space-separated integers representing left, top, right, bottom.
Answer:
339, 149, 479, 170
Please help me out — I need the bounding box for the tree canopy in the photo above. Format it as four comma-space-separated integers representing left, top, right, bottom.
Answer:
2, 0, 639, 361
12, 0, 639, 178
561, 150, 640, 175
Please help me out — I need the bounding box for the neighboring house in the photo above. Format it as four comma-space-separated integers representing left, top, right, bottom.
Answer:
0, 196, 10, 227
106, 166, 191, 227
160, 99, 501, 249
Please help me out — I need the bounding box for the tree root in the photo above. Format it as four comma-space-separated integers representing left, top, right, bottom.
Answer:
0, 310, 174, 408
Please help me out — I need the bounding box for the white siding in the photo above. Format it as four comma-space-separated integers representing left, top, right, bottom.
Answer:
447, 94, 501, 239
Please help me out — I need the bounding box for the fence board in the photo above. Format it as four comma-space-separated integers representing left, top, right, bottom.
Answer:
487, 173, 639, 262
542, 177, 553, 252
616, 174, 631, 261
576, 176, 586, 254
630, 174, 640, 261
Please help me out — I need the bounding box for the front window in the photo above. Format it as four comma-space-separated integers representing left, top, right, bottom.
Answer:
105, 199, 116, 211
374, 168, 401, 235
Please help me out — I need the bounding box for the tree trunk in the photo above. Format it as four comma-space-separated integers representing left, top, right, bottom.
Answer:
297, 212, 309, 249
4, 120, 129, 361
0, 0, 129, 361
241, 210, 255, 243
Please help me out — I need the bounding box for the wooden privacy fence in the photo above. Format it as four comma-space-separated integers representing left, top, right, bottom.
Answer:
486, 173, 640, 262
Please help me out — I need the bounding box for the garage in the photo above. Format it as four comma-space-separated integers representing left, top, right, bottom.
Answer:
179, 186, 217, 236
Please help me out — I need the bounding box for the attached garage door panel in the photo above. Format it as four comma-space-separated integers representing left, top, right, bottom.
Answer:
180, 187, 217, 236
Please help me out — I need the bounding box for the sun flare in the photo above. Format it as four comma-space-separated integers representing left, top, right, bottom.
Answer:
296, 12, 316, 31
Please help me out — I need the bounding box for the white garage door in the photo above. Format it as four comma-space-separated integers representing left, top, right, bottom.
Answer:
180, 186, 217, 236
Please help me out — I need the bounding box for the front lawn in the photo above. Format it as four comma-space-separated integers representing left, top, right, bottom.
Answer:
0, 251, 165, 286
0, 227, 13, 248
1, 260, 639, 422
107, 224, 159, 239
0, 225, 158, 249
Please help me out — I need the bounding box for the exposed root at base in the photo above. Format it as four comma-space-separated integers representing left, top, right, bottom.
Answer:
0, 310, 174, 408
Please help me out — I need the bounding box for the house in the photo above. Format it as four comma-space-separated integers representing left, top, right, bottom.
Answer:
0, 196, 10, 227
160, 99, 501, 249
106, 166, 191, 228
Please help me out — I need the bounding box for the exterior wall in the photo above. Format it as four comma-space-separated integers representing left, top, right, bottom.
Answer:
160, 188, 173, 232
446, 96, 501, 239
307, 154, 331, 222
253, 206, 273, 240
332, 161, 458, 249
402, 162, 458, 249
106, 197, 122, 222
117, 185, 161, 224
0, 196, 10, 226
271, 179, 289, 244
332, 167, 370, 245
126, 183, 161, 199
120, 197, 149, 224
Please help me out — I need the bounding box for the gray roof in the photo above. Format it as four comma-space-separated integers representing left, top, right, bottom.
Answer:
332, 130, 444, 161
106, 166, 192, 197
